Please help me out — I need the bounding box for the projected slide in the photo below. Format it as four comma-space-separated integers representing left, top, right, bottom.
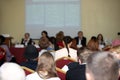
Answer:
25, 0, 81, 38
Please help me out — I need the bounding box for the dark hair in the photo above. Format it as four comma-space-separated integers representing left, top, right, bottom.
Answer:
0, 35, 5, 45
39, 37, 50, 49
41, 31, 49, 39
63, 36, 73, 57
87, 36, 99, 51
97, 34, 104, 42
49, 37, 59, 50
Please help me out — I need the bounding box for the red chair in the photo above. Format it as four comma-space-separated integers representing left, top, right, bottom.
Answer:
56, 57, 76, 69
0, 47, 6, 66
21, 66, 35, 75
55, 57, 76, 80
56, 67, 66, 80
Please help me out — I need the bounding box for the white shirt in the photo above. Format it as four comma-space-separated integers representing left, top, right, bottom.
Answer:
55, 48, 77, 61
26, 72, 60, 80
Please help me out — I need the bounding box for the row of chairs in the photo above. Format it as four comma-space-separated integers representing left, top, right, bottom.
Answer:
22, 57, 76, 80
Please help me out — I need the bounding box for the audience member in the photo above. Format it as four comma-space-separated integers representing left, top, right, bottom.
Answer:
26, 52, 60, 80
109, 45, 120, 58
74, 31, 86, 48
41, 30, 50, 40
87, 36, 99, 51
39, 37, 53, 56
97, 33, 105, 50
49, 36, 59, 51
55, 36, 77, 61
20, 45, 39, 70
56, 31, 65, 49
86, 51, 119, 80
0, 35, 13, 62
66, 47, 92, 80
0, 62, 25, 80
0, 47, 5, 66
21, 33, 33, 46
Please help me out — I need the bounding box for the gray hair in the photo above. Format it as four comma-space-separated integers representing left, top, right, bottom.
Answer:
86, 51, 119, 80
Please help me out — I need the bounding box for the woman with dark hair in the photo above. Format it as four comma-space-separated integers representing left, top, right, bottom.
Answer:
97, 34, 105, 50
63, 36, 73, 57
41, 30, 49, 40
87, 36, 99, 51
97, 34, 105, 45
55, 36, 77, 61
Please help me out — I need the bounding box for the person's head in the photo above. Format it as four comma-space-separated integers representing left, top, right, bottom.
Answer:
97, 33, 104, 41
109, 45, 120, 59
56, 31, 64, 42
86, 51, 119, 80
39, 37, 50, 49
78, 31, 83, 39
0, 35, 5, 45
0, 62, 25, 80
63, 36, 73, 57
77, 47, 92, 63
87, 36, 99, 51
24, 45, 39, 60
37, 52, 57, 79
41, 31, 48, 38
24, 33, 30, 39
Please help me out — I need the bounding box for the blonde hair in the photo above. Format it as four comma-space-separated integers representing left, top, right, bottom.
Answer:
37, 52, 57, 79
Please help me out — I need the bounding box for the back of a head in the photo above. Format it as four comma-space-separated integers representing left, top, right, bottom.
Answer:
87, 36, 99, 51
0, 35, 5, 45
0, 62, 25, 80
37, 52, 57, 79
39, 37, 50, 49
63, 36, 73, 57
24, 45, 39, 60
77, 47, 92, 63
86, 51, 119, 80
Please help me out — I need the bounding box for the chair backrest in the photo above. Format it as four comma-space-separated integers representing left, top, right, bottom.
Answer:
56, 67, 66, 80
21, 66, 35, 75
0, 47, 6, 65
56, 57, 76, 69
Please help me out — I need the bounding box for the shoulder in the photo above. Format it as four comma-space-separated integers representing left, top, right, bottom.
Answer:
74, 37, 78, 39
26, 72, 41, 80
47, 77, 61, 80
82, 37, 86, 39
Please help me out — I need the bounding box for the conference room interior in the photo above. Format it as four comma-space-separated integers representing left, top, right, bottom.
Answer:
0, 0, 120, 80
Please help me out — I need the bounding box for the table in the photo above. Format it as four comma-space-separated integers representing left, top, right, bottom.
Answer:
10, 47, 41, 64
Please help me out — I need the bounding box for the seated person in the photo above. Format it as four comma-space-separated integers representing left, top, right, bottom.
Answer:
20, 45, 39, 70
86, 51, 119, 80
0, 62, 25, 80
41, 30, 50, 40
55, 36, 77, 61
87, 36, 100, 51
49, 37, 59, 51
26, 52, 60, 80
21, 33, 33, 46
74, 31, 86, 48
0, 35, 13, 62
39, 37, 53, 56
56, 31, 65, 49
97, 34, 106, 50
66, 47, 92, 80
